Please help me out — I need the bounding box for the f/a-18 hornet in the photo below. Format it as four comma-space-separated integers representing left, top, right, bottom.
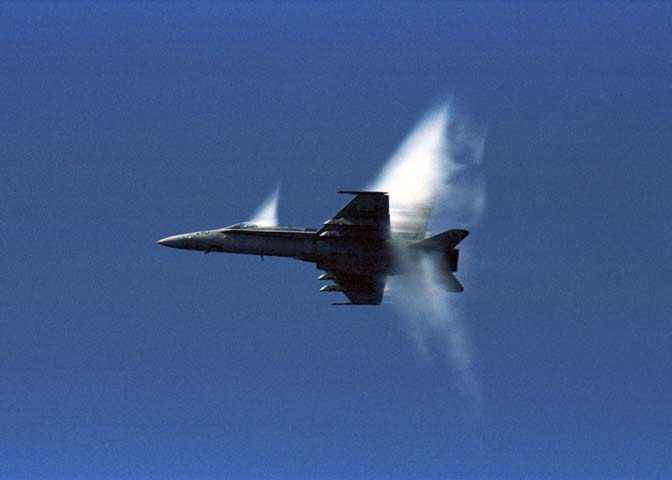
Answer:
157, 191, 468, 305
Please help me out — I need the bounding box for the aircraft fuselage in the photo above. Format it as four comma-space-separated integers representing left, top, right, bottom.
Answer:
157, 225, 408, 276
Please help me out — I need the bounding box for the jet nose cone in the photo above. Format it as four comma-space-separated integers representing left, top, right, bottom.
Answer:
157, 235, 185, 249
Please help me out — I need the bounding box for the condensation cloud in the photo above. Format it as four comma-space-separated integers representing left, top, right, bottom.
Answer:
249, 186, 280, 227
371, 102, 487, 411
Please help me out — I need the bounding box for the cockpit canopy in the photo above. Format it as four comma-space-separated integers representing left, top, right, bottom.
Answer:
225, 222, 258, 230
222, 223, 317, 232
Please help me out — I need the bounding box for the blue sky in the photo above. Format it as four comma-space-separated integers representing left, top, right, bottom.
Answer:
2, 3, 671, 479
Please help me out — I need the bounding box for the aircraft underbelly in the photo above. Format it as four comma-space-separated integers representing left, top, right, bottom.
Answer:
220, 233, 315, 258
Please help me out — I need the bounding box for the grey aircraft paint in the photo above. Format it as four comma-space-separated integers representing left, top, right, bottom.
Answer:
157, 191, 468, 305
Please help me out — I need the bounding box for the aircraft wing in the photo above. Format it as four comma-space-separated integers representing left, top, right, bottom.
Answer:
321, 271, 387, 305
318, 191, 390, 239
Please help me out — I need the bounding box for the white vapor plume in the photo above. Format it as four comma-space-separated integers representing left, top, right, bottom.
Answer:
370, 104, 449, 233
249, 186, 280, 227
371, 102, 487, 410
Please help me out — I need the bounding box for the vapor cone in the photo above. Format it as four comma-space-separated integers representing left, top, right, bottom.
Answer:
249, 186, 280, 227
371, 102, 486, 410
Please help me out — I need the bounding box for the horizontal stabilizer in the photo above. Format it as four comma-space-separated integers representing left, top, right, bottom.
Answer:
411, 229, 469, 251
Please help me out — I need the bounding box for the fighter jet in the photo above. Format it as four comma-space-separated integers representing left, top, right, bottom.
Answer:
157, 191, 468, 305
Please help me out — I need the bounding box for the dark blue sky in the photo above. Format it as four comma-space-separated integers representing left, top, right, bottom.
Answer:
2, 3, 671, 479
